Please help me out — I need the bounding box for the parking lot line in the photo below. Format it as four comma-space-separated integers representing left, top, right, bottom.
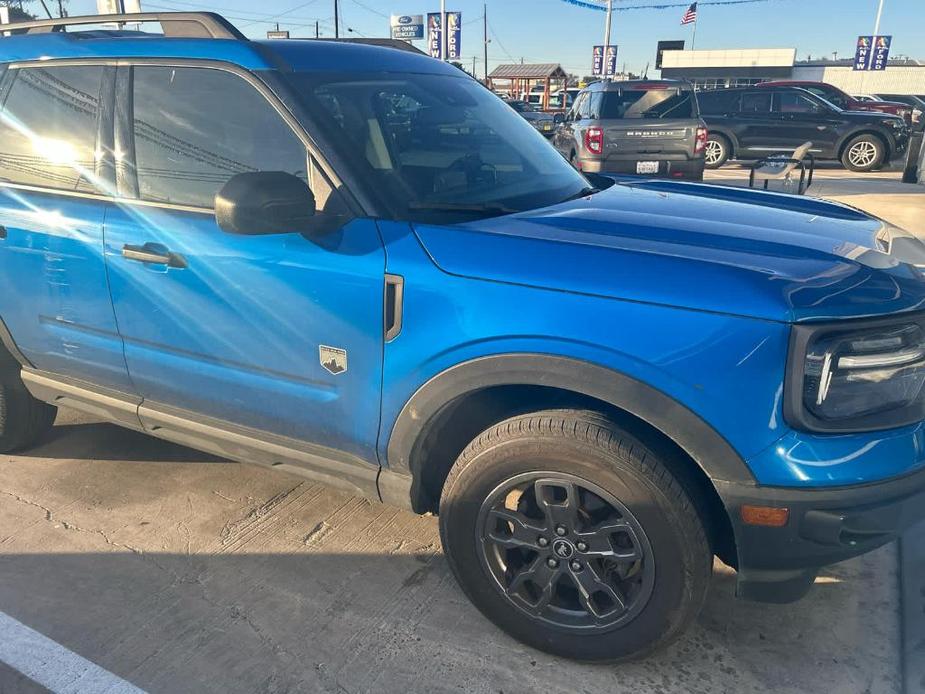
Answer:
0, 611, 145, 694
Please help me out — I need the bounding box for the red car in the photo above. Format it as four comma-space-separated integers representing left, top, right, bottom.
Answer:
757, 80, 914, 123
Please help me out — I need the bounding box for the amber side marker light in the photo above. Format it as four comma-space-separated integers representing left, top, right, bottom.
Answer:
740, 505, 790, 527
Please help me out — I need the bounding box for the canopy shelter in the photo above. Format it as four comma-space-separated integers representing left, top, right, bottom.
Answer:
487, 63, 569, 111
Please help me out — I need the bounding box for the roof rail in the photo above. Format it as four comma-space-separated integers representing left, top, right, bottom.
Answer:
0, 12, 245, 40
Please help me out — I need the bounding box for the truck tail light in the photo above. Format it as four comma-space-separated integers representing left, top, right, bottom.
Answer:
584, 127, 603, 155
694, 126, 708, 154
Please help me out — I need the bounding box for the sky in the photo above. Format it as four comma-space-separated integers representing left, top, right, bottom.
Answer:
44, 0, 925, 78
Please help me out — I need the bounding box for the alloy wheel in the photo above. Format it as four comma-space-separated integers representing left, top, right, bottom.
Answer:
847, 140, 878, 169
704, 139, 724, 166
476, 471, 655, 632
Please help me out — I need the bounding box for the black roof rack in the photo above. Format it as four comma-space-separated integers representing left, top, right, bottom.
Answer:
0, 12, 245, 40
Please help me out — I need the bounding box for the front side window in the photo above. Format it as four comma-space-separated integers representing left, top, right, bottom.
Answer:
289, 72, 588, 222
131, 66, 309, 208
806, 86, 846, 109
598, 88, 695, 119
774, 92, 822, 114
0, 65, 103, 192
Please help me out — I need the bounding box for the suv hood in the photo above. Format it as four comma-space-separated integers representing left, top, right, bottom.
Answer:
412, 180, 925, 323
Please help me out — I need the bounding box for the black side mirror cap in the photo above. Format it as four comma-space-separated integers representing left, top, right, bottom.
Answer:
215, 171, 316, 236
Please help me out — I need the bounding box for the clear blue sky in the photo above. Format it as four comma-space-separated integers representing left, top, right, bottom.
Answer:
54, 0, 925, 77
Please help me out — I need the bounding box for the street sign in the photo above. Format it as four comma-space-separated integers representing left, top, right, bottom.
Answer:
266, 30, 290, 39
427, 12, 461, 60
854, 34, 892, 71
390, 14, 424, 41
592, 45, 618, 76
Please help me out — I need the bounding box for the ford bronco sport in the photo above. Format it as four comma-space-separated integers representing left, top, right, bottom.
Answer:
1, 12, 924, 663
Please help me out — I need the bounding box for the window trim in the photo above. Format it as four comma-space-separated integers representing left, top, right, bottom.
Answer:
0, 58, 367, 218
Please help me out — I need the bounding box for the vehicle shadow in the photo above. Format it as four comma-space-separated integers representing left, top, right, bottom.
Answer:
0, 416, 903, 694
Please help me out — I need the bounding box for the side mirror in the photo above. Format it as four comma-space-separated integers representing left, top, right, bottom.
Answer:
215, 172, 316, 236
554, 113, 565, 124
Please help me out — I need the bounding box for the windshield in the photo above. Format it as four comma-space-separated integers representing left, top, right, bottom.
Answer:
599, 89, 695, 119
287, 72, 588, 222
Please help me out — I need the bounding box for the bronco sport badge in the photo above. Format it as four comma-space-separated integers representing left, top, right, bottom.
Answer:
319, 345, 347, 375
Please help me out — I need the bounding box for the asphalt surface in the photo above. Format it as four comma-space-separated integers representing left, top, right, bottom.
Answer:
0, 166, 922, 694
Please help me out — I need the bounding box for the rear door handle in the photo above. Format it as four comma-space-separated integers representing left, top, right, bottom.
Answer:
122, 243, 187, 269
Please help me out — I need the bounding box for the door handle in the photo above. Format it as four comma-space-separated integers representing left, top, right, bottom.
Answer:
122, 243, 187, 269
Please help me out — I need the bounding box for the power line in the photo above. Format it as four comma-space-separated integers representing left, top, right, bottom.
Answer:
487, 19, 516, 63
344, 0, 388, 19
558, 0, 785, 11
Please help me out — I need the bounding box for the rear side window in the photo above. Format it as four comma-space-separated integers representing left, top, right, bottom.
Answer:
697, 89, 739, 115
131, 66, 308, 208
740, 92, 772, 113
0, 65, 103, 192
598, 89, 695, 119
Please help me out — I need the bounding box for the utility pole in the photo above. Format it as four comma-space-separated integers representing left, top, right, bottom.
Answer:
57, 0, 64, 17
441, 0, 447, 62
602, 0, 613, 79
471, 56, 476, 75
873, 0, 885, 36
315, 20, 319, 38
483, 3, 488, 81
334, 0, 339, 38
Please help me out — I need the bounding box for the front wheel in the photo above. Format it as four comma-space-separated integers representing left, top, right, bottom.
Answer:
841, 134, 885, 172
439, 410, 712, 662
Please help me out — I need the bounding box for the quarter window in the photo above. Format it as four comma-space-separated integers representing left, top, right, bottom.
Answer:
0, 66, 104, 192
131, 66, 309, 208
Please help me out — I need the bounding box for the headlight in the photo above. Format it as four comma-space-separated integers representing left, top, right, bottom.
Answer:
785, 315, 925, 432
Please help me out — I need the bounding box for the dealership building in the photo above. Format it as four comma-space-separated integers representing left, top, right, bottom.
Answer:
658, 48, 925, 94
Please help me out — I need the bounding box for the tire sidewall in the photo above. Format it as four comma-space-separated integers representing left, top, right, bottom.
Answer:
440, 432, 709, 662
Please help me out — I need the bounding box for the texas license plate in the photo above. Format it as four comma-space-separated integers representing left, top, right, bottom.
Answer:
636, 161, 659, 174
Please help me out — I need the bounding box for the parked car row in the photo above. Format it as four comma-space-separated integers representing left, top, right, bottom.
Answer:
525, 78, 913, 179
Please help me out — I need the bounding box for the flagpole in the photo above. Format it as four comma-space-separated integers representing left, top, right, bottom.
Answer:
691, 13, 697, 50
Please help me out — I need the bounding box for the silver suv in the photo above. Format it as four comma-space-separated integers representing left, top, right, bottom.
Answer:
553, 79, 707, 180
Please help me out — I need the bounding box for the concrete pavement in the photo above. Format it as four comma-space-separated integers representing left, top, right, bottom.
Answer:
0, 409, 905, 693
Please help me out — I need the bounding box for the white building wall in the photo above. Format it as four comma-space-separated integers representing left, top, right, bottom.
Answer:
791, 65, 925, 95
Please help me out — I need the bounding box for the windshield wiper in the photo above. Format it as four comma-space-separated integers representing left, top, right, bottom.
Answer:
559, 186, 598, 203
408, 201, 518, 215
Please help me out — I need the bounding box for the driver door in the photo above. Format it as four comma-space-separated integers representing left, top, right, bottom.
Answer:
103, 63, 386, 468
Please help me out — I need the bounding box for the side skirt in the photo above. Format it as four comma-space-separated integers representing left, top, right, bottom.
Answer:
20, 368, 382, 502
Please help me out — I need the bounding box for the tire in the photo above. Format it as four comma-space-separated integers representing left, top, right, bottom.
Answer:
0, 365, 57, 453
703, 134, 730, 169
439, 409, 712, 662
841, 133, 885, 172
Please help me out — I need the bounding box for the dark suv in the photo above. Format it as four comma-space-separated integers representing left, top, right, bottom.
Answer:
698, 85, 909, 171
553, 79, 707, 180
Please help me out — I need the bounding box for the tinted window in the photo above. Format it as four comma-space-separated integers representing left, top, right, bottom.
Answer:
0, 66, 103, 192
132, 66, 308, 208
697, 89, 739, 115
598, 88, 695, 119
575, 92, 592, 119
740, 92, 772, 113
773, 92, 822, 114
289, 72, 587, 223
804, 85, 846, 109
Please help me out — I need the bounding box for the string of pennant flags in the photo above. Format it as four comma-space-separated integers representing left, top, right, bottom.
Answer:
558, 0, 775, 11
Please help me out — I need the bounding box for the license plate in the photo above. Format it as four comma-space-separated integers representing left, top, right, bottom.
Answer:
636, 161, 659, 174
543, 123, 552, 130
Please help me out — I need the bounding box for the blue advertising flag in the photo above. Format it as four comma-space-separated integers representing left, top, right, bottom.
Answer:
870, 35, 892, 71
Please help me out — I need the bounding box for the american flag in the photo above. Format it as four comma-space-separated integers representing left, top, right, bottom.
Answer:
681, 2, 697, 24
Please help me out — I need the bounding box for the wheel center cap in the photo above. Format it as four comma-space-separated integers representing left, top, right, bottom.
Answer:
552, 539, 574, 559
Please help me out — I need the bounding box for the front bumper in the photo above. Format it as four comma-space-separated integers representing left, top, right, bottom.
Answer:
719, 464, 925, 603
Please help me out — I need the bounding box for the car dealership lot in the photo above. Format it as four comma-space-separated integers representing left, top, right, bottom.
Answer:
0, 169, 921, 694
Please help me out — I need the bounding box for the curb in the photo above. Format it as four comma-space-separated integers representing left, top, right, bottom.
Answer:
901, 521, 925, 694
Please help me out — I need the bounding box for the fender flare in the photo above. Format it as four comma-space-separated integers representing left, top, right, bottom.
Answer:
385, 353, 757, 488
0, 315, 31, 369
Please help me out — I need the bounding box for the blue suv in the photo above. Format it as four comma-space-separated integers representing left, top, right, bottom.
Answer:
1, 12, 924, 663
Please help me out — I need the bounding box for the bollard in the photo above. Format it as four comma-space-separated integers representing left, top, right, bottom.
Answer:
905, 131, 924, 184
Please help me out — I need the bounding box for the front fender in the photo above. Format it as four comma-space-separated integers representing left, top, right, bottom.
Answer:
385, 352, 757, 487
